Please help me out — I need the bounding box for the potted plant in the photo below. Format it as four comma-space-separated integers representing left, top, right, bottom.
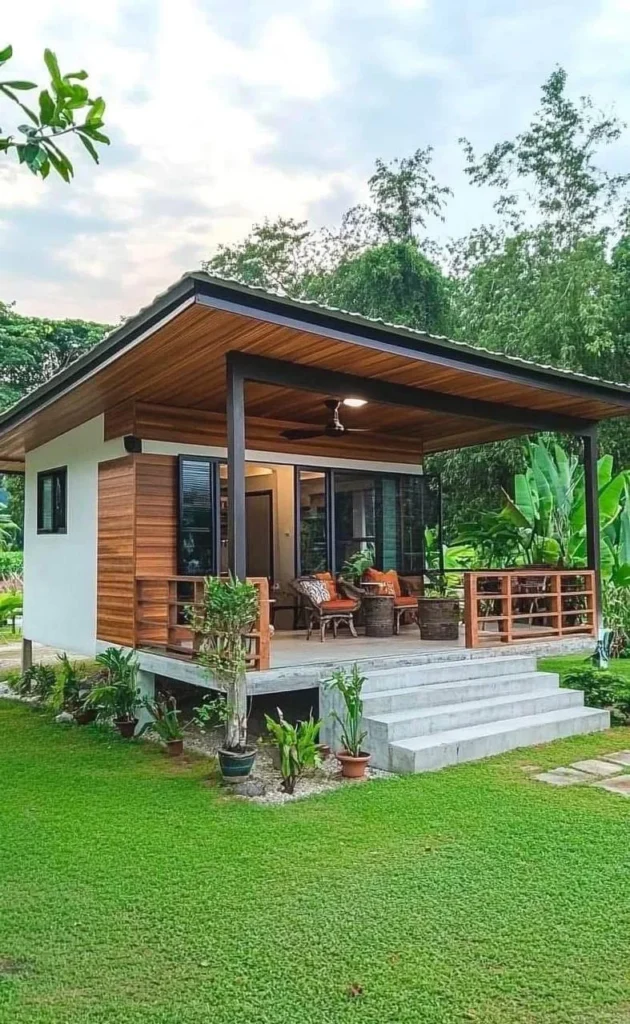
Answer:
190, 574, 260, 782
417, 574, 460, 641
324, 664, 370, 779
138, 693, 186, 755
83, 647, 141, 738
264, 708, 322, 793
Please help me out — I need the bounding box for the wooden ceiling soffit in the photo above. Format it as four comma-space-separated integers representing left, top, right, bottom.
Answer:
104, 401, 424, 464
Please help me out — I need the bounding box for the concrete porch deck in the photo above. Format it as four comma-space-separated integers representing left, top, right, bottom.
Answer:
125, 626, 596, 696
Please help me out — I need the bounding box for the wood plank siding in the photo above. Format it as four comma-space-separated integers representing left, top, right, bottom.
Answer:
104, 401, 424, 463
96, 457, 136, 647
97, 453, 177, 647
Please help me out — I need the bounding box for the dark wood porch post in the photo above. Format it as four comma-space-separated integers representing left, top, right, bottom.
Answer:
583, 428, 603, 633
226, 354, 247, 579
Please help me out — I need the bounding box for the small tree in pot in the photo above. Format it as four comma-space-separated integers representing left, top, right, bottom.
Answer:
325, 663, 370, 779
190, 574, 260, 782
84, 647, 141, 737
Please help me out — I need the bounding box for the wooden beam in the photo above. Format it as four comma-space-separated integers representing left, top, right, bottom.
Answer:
228, 352, 595, 434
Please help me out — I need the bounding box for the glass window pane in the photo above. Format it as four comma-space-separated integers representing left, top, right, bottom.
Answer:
179, 529, 213, 576
333, 471, 377, 569
298, 470, 328, 574
41, 476, 53, 532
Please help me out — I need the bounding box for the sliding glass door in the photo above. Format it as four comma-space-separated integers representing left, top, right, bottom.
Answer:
296, 467, 442, 576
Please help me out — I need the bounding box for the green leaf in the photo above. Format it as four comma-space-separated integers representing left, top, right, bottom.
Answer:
79, 125, 110, 145
38, 89, 55, 124
44, 49, 62, 85
45, 146, 72, 182
0, 45, 13, 65
65, 70, 88, 81
87, 97, 105, 123
77, 132, 99, 163
2, 80, 37, 90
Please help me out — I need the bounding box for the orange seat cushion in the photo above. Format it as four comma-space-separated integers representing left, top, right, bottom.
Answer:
394, 595, 417, 608
321, 599, 357, 612
315, 572, 338, 600
363, 568, 401, 597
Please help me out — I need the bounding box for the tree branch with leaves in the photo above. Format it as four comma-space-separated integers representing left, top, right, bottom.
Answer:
0, 43, 109, 181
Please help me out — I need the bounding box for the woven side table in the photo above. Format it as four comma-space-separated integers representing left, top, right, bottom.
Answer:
362, 594, 395, 637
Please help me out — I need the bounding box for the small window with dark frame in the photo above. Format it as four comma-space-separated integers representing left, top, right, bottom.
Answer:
37, 467, 67, 534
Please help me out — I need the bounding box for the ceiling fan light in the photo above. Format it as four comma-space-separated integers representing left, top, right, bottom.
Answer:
343, 397, 367, 408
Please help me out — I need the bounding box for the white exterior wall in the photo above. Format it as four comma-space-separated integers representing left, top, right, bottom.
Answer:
23, 416, 124, 656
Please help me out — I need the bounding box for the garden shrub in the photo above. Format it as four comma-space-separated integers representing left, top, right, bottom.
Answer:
0, 551, 23, 578
564, 668, 630, 724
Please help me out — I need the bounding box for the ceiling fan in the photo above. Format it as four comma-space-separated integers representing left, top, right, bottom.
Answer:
281, 399, 369, 441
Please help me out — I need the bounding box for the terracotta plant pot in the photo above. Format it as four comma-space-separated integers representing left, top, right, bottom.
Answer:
114, 717, 138, 739
336, 750, 370, 779
74, 708, 98, 726
218, 747, 257, 782
166, 739, 184, 757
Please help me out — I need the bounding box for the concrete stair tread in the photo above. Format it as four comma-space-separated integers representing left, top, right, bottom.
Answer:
363, 654, 536, 681
364, 671, 559, 704
391, 706, 606, 753
367, 686, 577, 726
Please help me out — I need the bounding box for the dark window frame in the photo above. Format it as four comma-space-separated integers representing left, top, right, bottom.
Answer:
37, 466, 67, 535
295, 464, 443, 577
177, 455, 221, 576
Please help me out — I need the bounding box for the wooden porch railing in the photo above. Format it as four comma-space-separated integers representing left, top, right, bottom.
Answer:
135, 576, 271, 670
463, 570, 596, 648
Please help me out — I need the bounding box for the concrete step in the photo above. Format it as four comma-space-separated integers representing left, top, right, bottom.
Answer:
387, 706, 611, 774
366, 687, 583, 745
361, 654, 538, 693
362, 671, 560, 715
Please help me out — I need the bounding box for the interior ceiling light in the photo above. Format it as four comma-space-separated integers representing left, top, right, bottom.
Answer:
342, 397, 367, 408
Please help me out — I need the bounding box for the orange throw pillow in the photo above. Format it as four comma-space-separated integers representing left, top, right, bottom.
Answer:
363, 568, 400, 597
315, 572, 338, 600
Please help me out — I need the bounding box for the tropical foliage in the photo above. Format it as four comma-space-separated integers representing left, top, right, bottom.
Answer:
454, 440, 630, 578
325, 663, 367, 757
85, 647, 140, 722
264, 708, 321, 793
139, 694, 185, 743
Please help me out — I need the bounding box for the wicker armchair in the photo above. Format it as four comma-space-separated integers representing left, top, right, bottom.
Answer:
289, 576, 359, 642
341, 569, 418, 635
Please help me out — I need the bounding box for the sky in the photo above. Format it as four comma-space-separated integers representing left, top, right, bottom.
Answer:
1, 0, 630, 325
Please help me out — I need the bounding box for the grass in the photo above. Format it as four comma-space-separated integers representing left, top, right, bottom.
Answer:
540, 653, 630, 680
2, 701, 630, 1024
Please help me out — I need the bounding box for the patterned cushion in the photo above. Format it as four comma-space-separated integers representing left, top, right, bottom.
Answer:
364, 568, 401, 597
320, 599, 357, 612
315, 572, 338, 600
297, 578, 330, 605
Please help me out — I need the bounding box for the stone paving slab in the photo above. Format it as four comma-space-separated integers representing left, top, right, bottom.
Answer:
535, 767, 594, 786
602, 750, 630, 767
593, 775, 630, 797
570, 758, 623, 777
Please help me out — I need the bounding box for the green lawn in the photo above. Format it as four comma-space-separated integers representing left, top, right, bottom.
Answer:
2, 700, 630, 1024
540, 652, 630, 681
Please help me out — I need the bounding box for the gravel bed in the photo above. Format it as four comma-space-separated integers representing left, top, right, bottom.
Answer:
183, 727, 392, 804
